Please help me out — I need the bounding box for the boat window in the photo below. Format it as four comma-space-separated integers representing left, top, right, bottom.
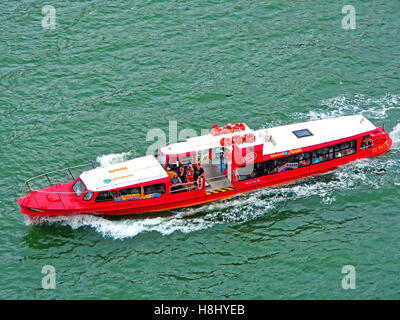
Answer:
180, 154, 195, 165
83, 191, 94, 201
335, 140, 356, 158
288, 152, 311, 168
197, 149, 210, 164
95, 190, 118, 202
264, 157, 290, 174
143, 184, 166, 195
167, 156, 179, 171
312, 146, 334, 164
238, 157, 291, 181
72, 179, 86, 198
119, 187, 141, 197
360, 135, 374, 150
237, 162, 264, 181
293, 129, 313, 138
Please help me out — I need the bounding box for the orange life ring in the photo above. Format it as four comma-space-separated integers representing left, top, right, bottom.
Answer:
222, 127, 231, 134
220, 137, 232, 147
211, 127, 221, 136
197, 176, 204, 190
225, 149, 232, 161
244, 133, 255, 143
232, 135, 244, 145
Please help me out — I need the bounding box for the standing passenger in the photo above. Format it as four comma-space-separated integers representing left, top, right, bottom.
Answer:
177, 165, 187, 183
192, 163, 205, 184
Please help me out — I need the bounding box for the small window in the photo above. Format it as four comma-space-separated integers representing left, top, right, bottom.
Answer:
95, 191, 117, 203
288, 152, 311, 168
238, 163, 261, 181
72, 179, 86, 198
83, 191, 94, 201
312, 146, 334, 164
180, 154, 195, 165
167, 156, 179, 171
265, 157, 289, 174
293, 129, 313, 138
360, 135, 374, 150
143, 184, 166, 195
119, 187, 141, 197
335, 140, 356, 158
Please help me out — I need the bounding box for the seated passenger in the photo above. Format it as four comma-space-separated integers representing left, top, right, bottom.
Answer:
300, 159, 309, 167
345, 148, 353, 155
171, 172, 182, 192
361, 136, 374, 149
313, 157, 322, 164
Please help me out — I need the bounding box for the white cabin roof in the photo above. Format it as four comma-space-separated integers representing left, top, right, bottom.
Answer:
257, 114, 376, 155
160, 123, 255, 155
160, 115, 376, 157
80, 155, 168, 191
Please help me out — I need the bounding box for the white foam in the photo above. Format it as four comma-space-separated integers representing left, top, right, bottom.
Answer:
26, 211, 215, 239
390, 123, 400, 150
96, 151, 132, 167
299, 94, 400, 121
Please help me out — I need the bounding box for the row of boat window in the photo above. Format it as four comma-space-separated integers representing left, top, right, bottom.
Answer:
94, 184, 166, 202
238, 139, 357, 181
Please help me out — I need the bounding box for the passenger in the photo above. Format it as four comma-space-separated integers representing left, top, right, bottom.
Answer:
300, 159, 309, 167
313, 157, 322, 164
171, 172, 182, 192
192, 162, 205, 183
177, 165, 187, 183
345, 148, 353, 155
361, 136, 374, 149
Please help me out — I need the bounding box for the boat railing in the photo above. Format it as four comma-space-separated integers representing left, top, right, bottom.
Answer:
21, 162, 95, 198
168, 178, 205, 194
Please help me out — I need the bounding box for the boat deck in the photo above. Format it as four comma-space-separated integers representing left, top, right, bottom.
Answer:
203, 164, 233, 190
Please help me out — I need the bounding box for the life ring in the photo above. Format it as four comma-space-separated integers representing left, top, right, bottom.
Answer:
220, 137, 232, 147
244, 133, 255, 143
222, 126, 232, 134
232, 135, 244, 145
211, 127, 221, 136
225, 149, 232, 161
233, 168, 239, 181
197, 176, 204, 190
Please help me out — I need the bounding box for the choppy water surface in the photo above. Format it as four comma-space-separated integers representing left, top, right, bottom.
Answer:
0, 0, 399, 299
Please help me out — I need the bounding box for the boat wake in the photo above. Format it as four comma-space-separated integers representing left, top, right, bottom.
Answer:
27, 94, 400, 239
96, 151, 132, 167
302, 94, 400, 121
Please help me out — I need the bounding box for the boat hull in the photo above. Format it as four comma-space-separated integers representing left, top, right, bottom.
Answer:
18, 134, 392, 218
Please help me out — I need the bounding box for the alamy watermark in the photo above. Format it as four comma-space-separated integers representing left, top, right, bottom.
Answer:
42, 265, 56, 289
341, 265, 356, 290
42, 5, 56, 29
342, 5, 356, 30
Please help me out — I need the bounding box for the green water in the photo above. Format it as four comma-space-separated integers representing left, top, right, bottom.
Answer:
1, 0, 400, 299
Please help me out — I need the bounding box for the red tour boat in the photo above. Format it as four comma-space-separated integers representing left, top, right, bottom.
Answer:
18, 115, 392, 218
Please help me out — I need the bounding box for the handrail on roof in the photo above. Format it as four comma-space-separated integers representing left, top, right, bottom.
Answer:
21, 162, 95, 197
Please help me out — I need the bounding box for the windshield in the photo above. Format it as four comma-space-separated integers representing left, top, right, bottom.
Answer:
72, 179, 86, 197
